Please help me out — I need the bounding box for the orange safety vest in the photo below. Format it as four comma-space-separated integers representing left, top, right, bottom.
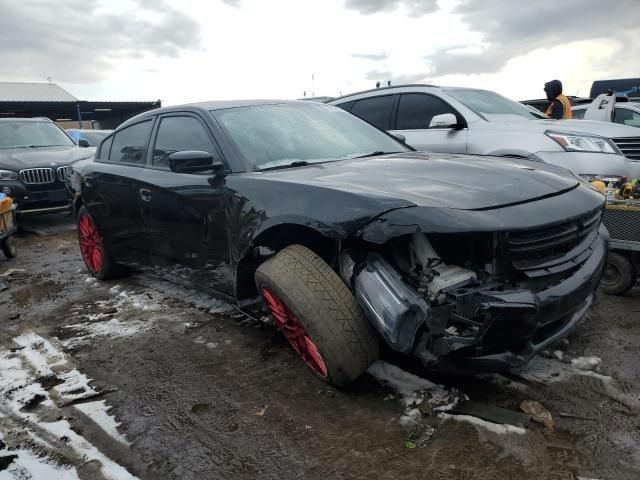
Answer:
545, 94, 572, 119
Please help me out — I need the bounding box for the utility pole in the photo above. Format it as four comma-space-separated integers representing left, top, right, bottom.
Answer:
312, 74, 315, 97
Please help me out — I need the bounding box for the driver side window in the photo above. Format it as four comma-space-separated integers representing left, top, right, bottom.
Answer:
396, 93, 457, 130
153, 116, 218, 169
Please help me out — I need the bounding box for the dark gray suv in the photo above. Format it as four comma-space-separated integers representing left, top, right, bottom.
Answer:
0, 118, 95, 214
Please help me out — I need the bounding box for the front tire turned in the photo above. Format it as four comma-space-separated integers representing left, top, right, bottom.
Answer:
255, 244, 379, 387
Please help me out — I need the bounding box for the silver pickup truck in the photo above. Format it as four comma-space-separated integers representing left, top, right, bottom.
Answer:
329, 85, 638, 181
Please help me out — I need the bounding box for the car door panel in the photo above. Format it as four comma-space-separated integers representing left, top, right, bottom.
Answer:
139, 113, 233, 295
82, 121, 153, 266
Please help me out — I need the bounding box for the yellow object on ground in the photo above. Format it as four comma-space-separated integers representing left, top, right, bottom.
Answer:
0, 196, 13, 215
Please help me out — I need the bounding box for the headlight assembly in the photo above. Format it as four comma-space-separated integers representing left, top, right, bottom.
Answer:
546, 131, 619, 154
0, 169, 18, 181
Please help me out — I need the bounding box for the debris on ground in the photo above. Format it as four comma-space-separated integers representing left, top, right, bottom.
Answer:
438, 413, 527, 435
450, 400, 530, 427
255, 405, 269, 416
520, 400, 554, 429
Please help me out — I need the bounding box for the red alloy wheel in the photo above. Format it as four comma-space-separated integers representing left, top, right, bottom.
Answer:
261, 287, 329, 378
78, 213, 104, 274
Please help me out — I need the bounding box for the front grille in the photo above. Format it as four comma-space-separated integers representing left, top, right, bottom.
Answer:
506, 207, 602, 277
612, 137, 640, 160
19, 168, 56, 185
57, 166, 70, 182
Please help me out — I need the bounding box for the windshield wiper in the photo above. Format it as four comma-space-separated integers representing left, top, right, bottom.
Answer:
259, 160, 311, 171
353, 151, 401, 159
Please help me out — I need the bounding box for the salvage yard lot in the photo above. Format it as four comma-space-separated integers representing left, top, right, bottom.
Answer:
2, 214, 640, 480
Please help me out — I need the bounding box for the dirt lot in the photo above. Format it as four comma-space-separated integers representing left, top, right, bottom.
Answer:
1, 213, 639, 480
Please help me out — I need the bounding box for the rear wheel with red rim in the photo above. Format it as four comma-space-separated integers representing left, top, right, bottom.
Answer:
255, 244, 379, 386
76, 206, 125, 280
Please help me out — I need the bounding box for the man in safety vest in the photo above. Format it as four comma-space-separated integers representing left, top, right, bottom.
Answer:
544, 80, 572, 119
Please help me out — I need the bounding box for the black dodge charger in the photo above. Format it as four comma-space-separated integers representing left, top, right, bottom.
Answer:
0, 118, 95, 214
68, 100, 608, 386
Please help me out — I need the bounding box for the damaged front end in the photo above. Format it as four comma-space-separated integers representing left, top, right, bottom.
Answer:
341, 205, 609, 374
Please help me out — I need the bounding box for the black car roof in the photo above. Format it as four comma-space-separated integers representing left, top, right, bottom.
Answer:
118, 99, 304, 129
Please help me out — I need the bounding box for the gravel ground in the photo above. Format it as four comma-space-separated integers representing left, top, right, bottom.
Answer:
1, 213, 639, 480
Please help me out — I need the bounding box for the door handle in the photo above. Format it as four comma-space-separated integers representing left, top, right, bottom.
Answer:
84, 175, 94, 188
139, 188, 152, 202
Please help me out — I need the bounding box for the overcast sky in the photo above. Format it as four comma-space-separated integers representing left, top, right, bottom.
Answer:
1, 0, 638, 105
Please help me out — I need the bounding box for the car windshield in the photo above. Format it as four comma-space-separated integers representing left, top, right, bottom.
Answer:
0, 121, 75, 149
446, 88, 542, 121
214, 103, 408, 170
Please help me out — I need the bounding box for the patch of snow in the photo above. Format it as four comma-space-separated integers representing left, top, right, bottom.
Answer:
0, 445, 79, 480
399, 408, 422, 427
368, 361, 437, 396
53, 369, 99, 403
439, 413, 526, 435
572, 356, 602, 371
38, 419, 137, 480
136, 275, 232, 313
62, 318, 153, 348
13, 332, 67, 376
368, 361, 463, 428
0, 332, 137, 479
516, 355, 611, 385
74, 401, 130, 445
0, 268, 27, 278
206, 342, 218, 349
109, 285, 122, 294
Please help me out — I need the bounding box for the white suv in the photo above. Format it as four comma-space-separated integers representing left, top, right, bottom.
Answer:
328, 85, 640, 180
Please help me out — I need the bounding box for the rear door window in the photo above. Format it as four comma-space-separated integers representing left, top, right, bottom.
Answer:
108, 120, 152, 165
350, 95, 395, 130
396, 93, 457, 129
152, 116, 218, 169
614, 108, 640, 127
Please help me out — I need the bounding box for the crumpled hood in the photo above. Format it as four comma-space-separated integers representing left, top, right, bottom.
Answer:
257, 152, 580, 210
482, 118, 640, 138
0, 146, 96, 171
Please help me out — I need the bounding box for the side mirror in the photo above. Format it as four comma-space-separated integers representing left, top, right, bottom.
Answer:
78, 138, 91, 148
391, 133, 407, 143
168, 150, 223, 173
429, 113, 458, 129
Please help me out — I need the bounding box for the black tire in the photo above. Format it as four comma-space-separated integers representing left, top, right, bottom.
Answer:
76, 206, 126, 280
601, 251, 635, 295
2, 236, 16, 259
255, 244, 379, 386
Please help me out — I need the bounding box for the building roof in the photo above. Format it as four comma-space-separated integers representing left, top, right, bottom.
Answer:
0, 82, 78, 102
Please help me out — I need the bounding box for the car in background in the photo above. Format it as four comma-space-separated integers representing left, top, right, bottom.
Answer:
0, 118, 95, 214
328, 84, 637, 182
68, 100, 607, 386
66, 129, 112, 147
571, 93, 640, 178
572, 93, 640, 127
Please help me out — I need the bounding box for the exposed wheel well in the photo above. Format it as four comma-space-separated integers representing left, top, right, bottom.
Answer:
235, 224, 340, 300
